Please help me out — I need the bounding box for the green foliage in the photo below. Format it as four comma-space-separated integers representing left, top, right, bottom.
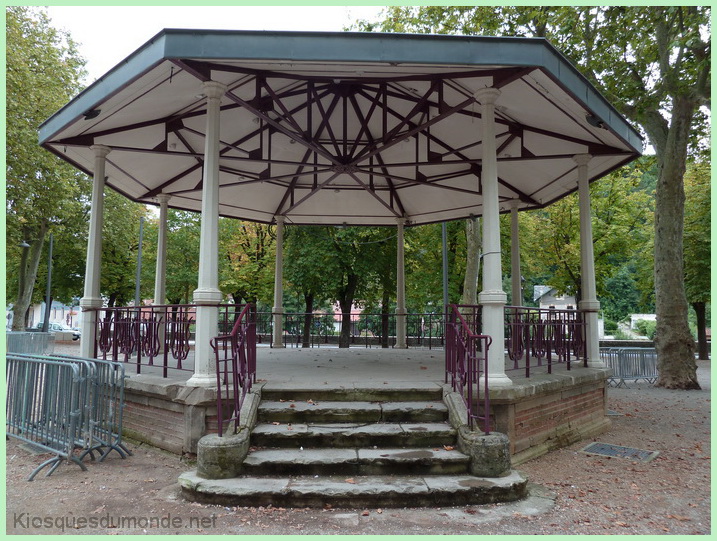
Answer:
603, 318, 618, 333
634, 319, 657, 340
6, 6, 88, 326
220, 219, 275, 305
683, 161, 711, 304
520, 164, 654, 302
101, 191, 149, 306
163, 211, 201, 304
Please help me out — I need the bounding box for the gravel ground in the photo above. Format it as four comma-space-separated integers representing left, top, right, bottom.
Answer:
5, 347, 711, 535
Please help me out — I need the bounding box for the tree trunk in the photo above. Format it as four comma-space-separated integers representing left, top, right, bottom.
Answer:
653, 97, 699, 389
381, 288, 390, 348
461, 217, 481, 306
338, 274, 359, 348
302, 292, 314, 348
692, 302, 708, 361
11, 228, 47, 331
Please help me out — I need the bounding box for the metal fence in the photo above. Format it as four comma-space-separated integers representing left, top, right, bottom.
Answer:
6, 353, 130, 480
600, 347, 659, 387
255, 311, 446, 349
6, 331, 54, 355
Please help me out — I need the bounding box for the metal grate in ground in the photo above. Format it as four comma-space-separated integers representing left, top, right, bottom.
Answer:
581, 442, 659, 462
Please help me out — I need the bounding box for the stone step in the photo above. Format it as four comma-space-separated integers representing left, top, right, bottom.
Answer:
251, 422, 457, 449
259, 385, 444, 403
179, 470, 529, 508
242, 447, 470, 476
258, 400, 448, 424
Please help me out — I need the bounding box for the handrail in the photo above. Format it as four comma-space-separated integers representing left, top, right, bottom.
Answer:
211, 304, 256, 437
445, 304, 491, 434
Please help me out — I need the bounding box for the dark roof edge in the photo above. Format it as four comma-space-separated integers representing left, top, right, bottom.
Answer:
39, 29, 642, 152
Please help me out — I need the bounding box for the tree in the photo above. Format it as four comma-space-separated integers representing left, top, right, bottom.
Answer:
520, 165, 653, 303
285, 226, 340, 347
354, 5, 710, 388
100, 191, 149, 307
163, 211, 201, 305
6, 6, 87, 329
683, 161, 711, 360
219, 219, 275, 307
460, 218, 481, 306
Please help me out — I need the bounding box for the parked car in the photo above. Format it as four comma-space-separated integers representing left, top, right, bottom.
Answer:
31, 321, 81, 341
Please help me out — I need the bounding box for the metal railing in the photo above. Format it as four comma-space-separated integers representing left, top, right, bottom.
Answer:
90, 304, 246, 376
255, 311, 446, 349
212, 304, 257, 437
445, 304, 491, 433
6, 353, 130, 480
600, 347, 658, 387
505, 306, 587, 377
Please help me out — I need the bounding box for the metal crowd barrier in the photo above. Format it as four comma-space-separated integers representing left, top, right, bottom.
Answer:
600, 347, 659, 387
6, 353, 131, 480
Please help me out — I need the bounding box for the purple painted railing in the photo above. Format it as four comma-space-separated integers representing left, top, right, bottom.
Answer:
211, 304, 256, 437
445, 304, 491, 434
505, 306, 587, 377
92, 304, 245, 377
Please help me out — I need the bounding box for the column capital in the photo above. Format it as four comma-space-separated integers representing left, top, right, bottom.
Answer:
573, 153, 592, 167
90, 144, 112, 158
274, 215, 285, 225
395, 216, 407, 226
156, 193, 171, 204
201, 80, 227, 100
473, 87, 501, 105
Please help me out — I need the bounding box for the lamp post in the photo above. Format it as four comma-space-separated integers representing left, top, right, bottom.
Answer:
15, 240, 30, 330
42, 234, 53, 333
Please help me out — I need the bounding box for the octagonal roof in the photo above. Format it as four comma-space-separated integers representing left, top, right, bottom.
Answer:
39, 29, 642, 226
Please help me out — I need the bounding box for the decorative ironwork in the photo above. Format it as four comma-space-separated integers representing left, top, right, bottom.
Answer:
212, 304, 257, 437
505, 306, 587, 377
445, 304, 491, 434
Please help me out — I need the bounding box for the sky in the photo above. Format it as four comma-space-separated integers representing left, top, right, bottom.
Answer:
45, 5, 386, 84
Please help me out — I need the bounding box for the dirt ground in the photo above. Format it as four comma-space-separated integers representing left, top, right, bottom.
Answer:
5, 356, 711, 535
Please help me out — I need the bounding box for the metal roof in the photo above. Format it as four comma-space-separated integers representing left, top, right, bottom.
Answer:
40, 29, 642, 226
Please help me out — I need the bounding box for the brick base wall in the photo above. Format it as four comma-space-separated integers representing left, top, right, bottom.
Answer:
490, 370, 611, 465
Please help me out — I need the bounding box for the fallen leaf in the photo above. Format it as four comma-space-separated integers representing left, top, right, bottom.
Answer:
289, 404, 296, 408
345, 478, 356, 484
377, 509, 383, 514
361, 510, 370, 516
419, 366, 428, 370
443, 445, 454, 451
272, 422, 281, 425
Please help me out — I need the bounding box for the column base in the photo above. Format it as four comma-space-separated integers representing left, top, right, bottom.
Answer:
587, 359, 606, 369
185, 374, 217, 388
487, 373, 513, 388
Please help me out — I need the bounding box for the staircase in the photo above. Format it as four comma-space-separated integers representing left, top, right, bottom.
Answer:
180, 385, 527, 508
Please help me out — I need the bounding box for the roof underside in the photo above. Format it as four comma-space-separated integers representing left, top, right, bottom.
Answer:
40, 30, 642, 226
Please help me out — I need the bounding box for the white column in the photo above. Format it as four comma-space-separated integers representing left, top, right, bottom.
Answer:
475, 88, 511, 387
395, 217, 408, 349
575, 154, 603, 368
510, 201, 522, 306
153, 194, 170, 305
80, 144, 111, 358
187, 81, 227, 387
272, 215, 285, 348
153, 194, 170, 352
